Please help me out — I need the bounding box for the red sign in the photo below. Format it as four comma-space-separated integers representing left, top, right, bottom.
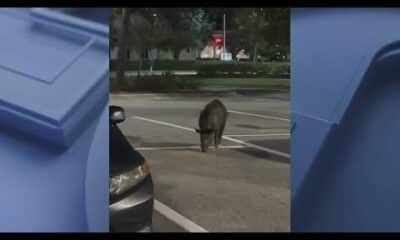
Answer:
214, 37, 223, 45
212, 33, 224, 46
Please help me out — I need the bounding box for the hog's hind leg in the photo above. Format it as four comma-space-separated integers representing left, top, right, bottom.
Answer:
214, 131, 219, 149
217, 121, 226, 147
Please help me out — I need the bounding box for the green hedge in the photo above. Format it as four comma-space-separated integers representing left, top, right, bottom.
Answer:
271, 64, 290, 75
110, 60, 289, 76
110, 73, 202, 92
195, 62, 266, 76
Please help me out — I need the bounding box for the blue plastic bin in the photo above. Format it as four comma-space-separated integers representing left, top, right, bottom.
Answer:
0, 8, 109, 232
291, 8, 400, 231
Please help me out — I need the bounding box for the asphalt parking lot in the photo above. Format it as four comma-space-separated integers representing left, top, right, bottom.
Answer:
111, 90, 290, 232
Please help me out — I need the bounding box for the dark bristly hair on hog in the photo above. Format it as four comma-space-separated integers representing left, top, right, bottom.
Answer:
195, 99, 228, 152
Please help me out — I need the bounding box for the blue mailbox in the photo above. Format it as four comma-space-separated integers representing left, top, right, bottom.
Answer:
291, 8, 400, 231
0, 8, 109, 232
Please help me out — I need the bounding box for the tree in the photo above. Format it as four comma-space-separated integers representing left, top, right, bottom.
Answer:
233, 8, 271, 62
112, 8, 215, 65
112, 8, 170, 76
262, 8, 289, 59
128, 8, 169, 72
110, 8, 122, 49
115, 8, 132, 89
230, 8, 289, 62
156, 8, 212, 60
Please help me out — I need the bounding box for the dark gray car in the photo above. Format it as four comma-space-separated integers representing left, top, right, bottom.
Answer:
109, 106, 154, 232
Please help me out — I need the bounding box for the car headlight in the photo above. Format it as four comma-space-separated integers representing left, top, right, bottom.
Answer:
109, 162, 150, 196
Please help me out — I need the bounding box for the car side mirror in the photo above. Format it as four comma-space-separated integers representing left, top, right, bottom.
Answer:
110, 105, 125, 124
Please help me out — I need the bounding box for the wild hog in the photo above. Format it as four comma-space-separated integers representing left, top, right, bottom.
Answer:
195, 99, 228, 152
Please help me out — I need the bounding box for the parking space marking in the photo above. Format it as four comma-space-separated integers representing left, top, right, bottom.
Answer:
228, 110, 289, 122
222, 136, 290, 158
136, 145, 246, 151
154, 199, 208, 232
132, 116, 194, 132
225, 133, 290, 137
131, 116, 290, 159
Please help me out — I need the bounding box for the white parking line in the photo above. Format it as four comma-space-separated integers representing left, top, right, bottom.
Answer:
131, 116, 290, 159
225, 133, 290, 137
136, 145, 246, 151
228, 110, 289, 122
222, 136, 290, 158
154, 199, 208, 232
132, 116, 194, 132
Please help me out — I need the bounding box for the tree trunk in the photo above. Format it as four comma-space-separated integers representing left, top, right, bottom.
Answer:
152, 49, 158, 73
212, 46, 216, 59
137, 51, 143, 78
173, 50, 180, 60
253, 43, 258, 63
150, 57, 154, 74
116, 8, 132, 90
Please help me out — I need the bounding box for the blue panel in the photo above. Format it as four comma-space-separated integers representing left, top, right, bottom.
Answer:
85, 105, 109, 232
0, 8, 108, 149
0, 8, 109, 232
292, 8, 400, 232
